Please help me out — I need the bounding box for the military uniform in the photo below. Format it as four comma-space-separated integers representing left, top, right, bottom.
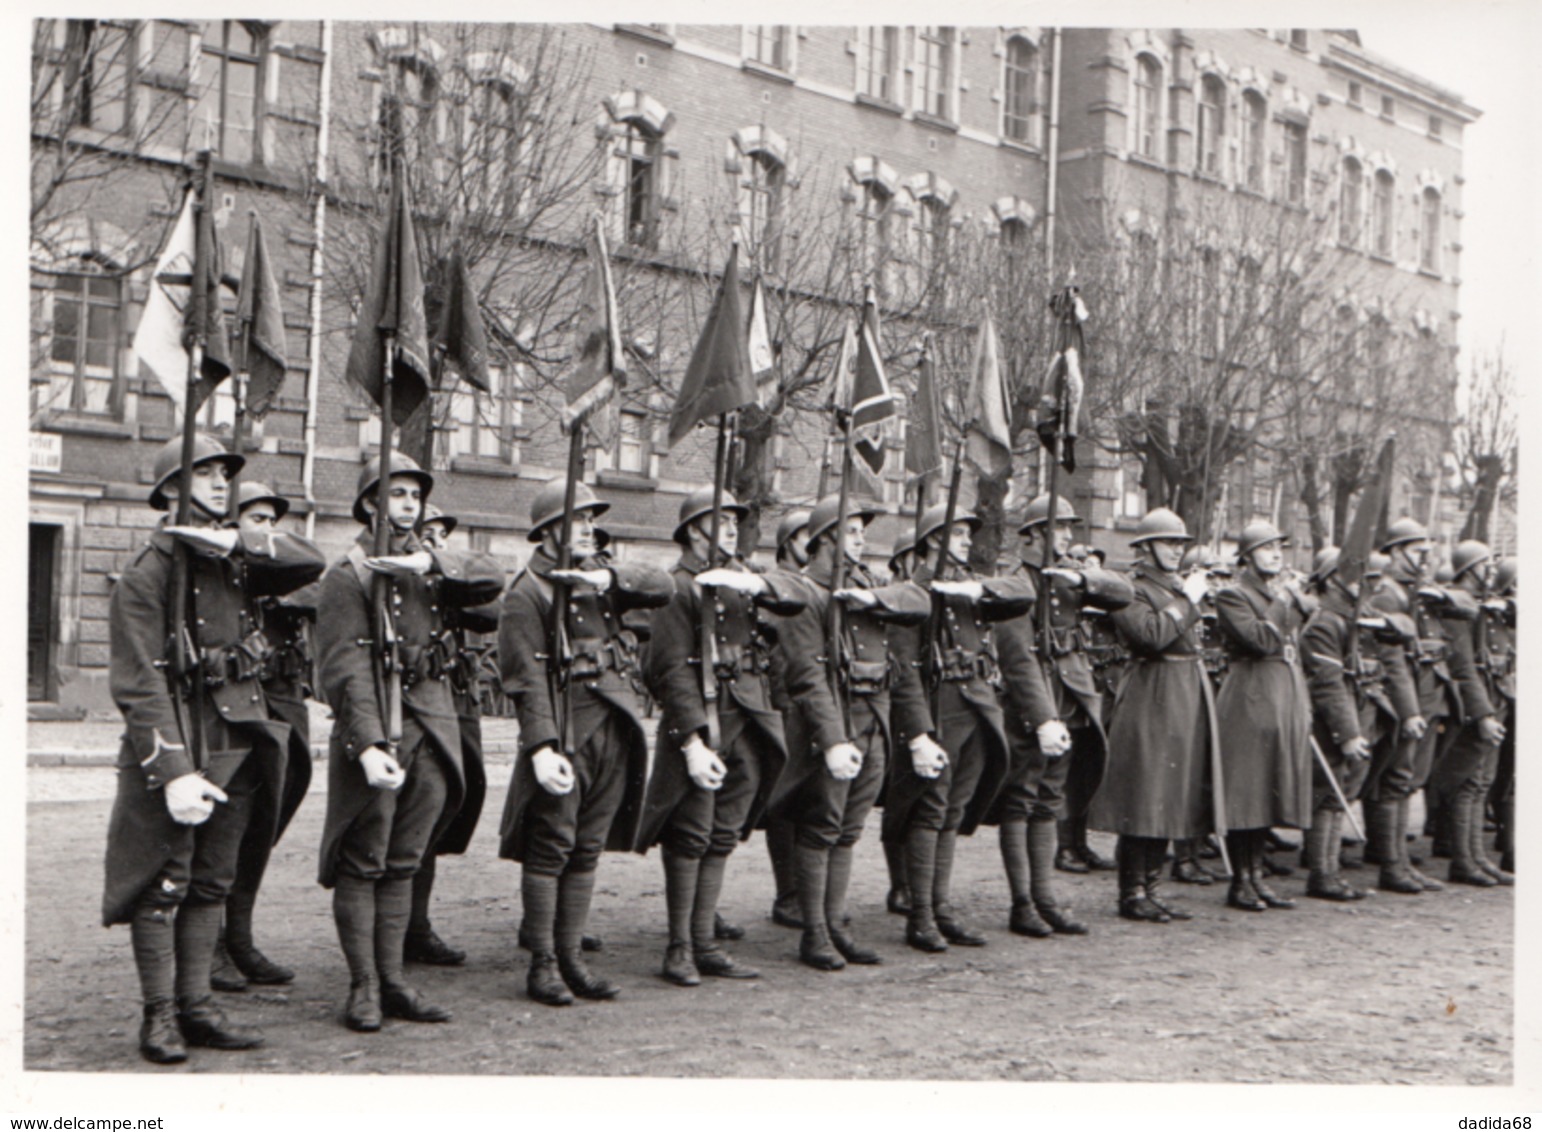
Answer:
104, 435, 322, 1062
1213, 560, 1314, 910
498, 522, 672, 1003
1300, 566, 1402, 900
1482, 570, 1516, 874
316, 455, 504, 1030
768, 527, 930, 969
640, 538, 805, 983
1090, 531, 1219, 923
994, 551, 1131, 935
886, 541, 1034, 949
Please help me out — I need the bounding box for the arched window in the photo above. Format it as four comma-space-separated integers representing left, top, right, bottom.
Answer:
1339, 157, 1363, 247
913, 194, 949, 284
1420, 187, 1442, 273
1241, 90, 1266, 190
620, 118, 662, 248
377, 53, 443, 183
1133, 53, 1162, 159
1003, 36, 1039, 144
1197, 74, 1226, 176
1283, 119, 1308, 204
742, 149, 785, 269
857, 178, 892, 294
1372, 169, 1395, 258
460, 78, 526, 218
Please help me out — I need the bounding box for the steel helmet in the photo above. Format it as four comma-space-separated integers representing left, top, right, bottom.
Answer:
1129, 507, 1193, 545
1433, 563, 1454, 584
805, 494, 880, 548
234, 480, 290, 521
1018, 493, 1079, 534
352, 452, 434, 525
421, 502, 458, 537
1237, 519, 1288, 558
1180, 544, 1219, 572
1449, 539, 1492, 581
1310, 546, 1342, 585
672, 486, 749, 545
774, 508, 812, 554
148, 434, 245, 511
526, 479, 609, 543
916, 502, 981, 547
1366, 552, 1390, 579
1380, 517, 1430, 553
1491, 556, 1516, 594
889, 528, 917, 569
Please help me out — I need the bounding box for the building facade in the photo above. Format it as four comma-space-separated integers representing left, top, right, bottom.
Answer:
28, 22, 1478, 715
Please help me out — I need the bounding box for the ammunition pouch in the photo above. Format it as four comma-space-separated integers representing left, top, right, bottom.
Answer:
1415, 638, 1448, 666
844, 659, 890, 698
570, 635, 636, 682
937, 646, 999, 688
202, 631, 272, 690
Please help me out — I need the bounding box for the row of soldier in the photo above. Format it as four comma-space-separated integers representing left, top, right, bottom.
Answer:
104, 436, 1516, 1064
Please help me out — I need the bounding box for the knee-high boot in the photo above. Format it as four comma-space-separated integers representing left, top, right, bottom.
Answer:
794, 842, 843, 970
1117, 836, 1168, 923
1374, 800, 1421, 894
883, 834, 911, 915
1143, 838, 1190, 920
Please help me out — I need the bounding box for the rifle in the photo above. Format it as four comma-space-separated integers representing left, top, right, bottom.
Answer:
549, 425, 585, 757
924, 437, 965, 721
699, 413, 731, 751
826, 411, 856, 740
165, 153, 216, 774
1037, 289, 1074, 657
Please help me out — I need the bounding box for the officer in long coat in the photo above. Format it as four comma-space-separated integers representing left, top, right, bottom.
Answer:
639, 489, 806, 986
767, 495, 930, 970
210, 482, 320, 993
995, 494, 1132, 937
403, 504, 501, 965
498, 480, 672, 1006
763, 508, 813, 930
1367, 518, 1499, 893
104, 436, 322, 1063
1300, 548, 1405, 901
1433, 540, 1511, 886
316, 454, 504, 1032
1089, 508, 1217, 923
886, 503, 1034, 951
1212, 521, 1315, 912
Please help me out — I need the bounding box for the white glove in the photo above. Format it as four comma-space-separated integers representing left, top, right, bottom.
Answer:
832, 588, 877, 608
359, 745, 406, 791
1036, 719, 1072, 757
824, 741, 863, 781
1479, 716, 1506, 745
697, 568, 767, 595
1482, 599, 1509, 613
550, 567, 612, 591
1356, 616, 1390, 631
1341, 735, 1371, 760
164, 773, 227, 825
683, 735, 727, 790
1042, 567, 1084, 585
364, 551, 432, 577
165, 526, 241, 557
1181, 571, 1211, 605
531, 746, 576, 795
908, 734, 948, 779
1402, 714, 1428, 740
930, 579, 985, 601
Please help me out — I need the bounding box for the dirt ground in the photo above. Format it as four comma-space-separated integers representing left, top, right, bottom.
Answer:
23, 753, 1513, 1084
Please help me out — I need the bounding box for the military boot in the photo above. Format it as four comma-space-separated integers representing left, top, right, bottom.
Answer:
1117, 837, 1170, 923
1449, 794, 1498, 886
1374, 800, 1422, 894
794, 843, 844, 971
1000, 820, 1050, 938
138, 1000, 187, 1065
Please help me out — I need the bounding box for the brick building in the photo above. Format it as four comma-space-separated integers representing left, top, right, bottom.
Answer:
28, 22, 1477, 716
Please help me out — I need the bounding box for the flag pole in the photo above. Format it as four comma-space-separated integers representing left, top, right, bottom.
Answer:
701, 411, 730, 751
372, 161, 404, 761
1038, 292, 1069, 649
551, 420, 584, 757
826, 288, 871, 739
229, 211, 260, 506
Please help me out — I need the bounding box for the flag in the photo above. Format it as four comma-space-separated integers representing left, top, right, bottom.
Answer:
965, 309, 1013, 479
344, 171, 432, 428
132, 187, 233, 413
747, 274, 776, 395
562, 217, 626, 430
1339, 435, 1396, 589
905, 332, 944, 480
434, 248, 490, 393
236, 213, 289, 419
1036, 287, 1089, 473
839, 291, 896, 475
668, 243, 757, 446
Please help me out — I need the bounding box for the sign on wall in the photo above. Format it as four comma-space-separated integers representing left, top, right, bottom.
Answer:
29, 432, 62, 475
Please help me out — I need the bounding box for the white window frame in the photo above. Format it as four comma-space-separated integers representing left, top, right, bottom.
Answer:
912, 26, 957, 121
854, 26, 899, 102
1131, 52, 1163, 160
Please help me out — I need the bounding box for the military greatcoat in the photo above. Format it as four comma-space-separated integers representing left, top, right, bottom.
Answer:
431, 595, 501, 857
316, 531, 504, 888
496, 550, 673, 863
1213, 573, 1314, 830
1088, 562, 1217, 840
102, 525, 325, 925
637, 552, 805, 852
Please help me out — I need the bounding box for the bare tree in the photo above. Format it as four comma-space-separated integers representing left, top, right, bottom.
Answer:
1454, 341, 1518, 544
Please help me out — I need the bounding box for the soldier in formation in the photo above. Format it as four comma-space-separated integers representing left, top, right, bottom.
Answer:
105, 437, 324, 1063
